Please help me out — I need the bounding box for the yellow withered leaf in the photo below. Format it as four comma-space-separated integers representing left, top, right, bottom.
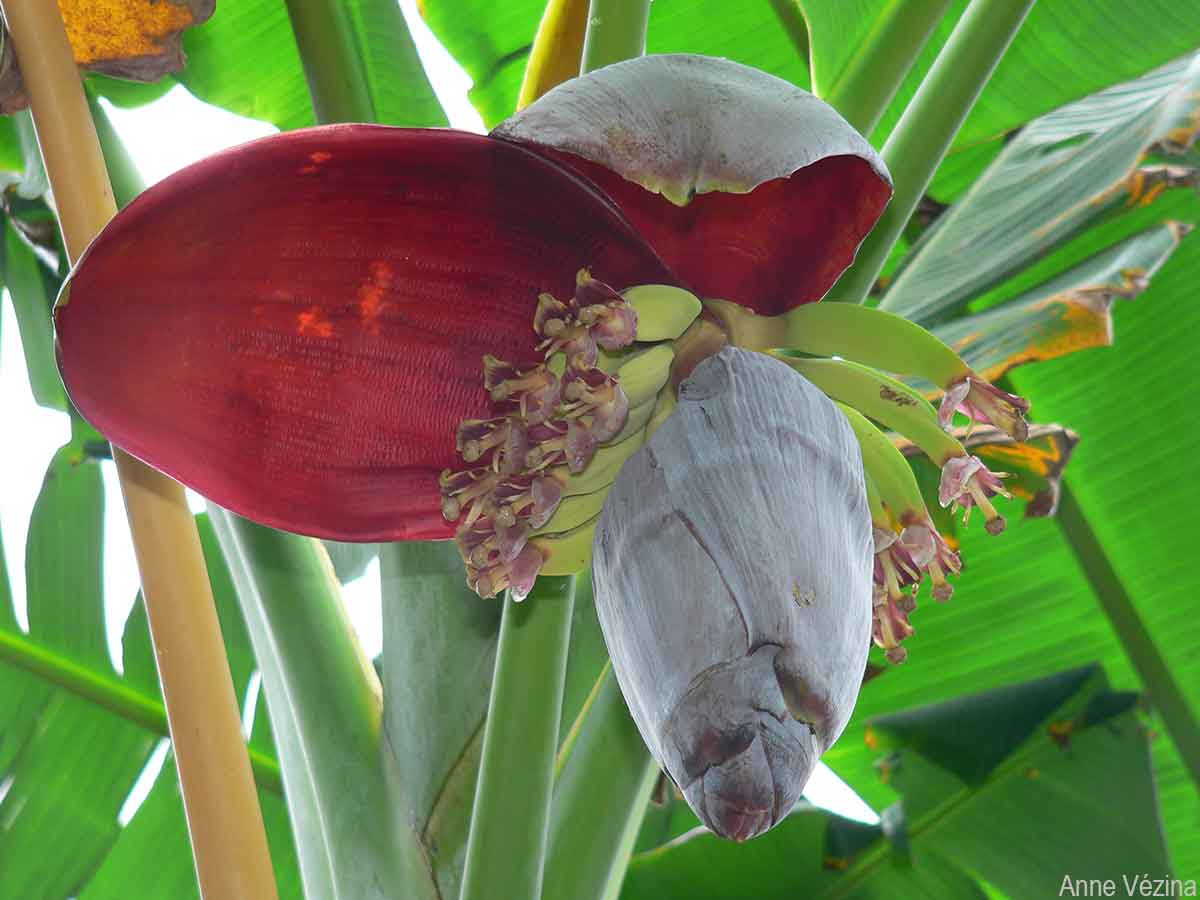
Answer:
1, 0, 214, 113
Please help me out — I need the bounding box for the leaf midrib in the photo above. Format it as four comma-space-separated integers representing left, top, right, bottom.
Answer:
0, 624, 281, 791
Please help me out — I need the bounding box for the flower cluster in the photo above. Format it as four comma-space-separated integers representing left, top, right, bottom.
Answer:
440, 270, 637, 599
870, 519, 963, 664
870, 377, 1027, 663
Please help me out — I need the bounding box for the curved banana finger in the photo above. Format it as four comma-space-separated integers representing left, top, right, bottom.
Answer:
781, 356, 962, 466
836, 402, 926, 519
779, 301, 969, 387
624, 284, 703, 341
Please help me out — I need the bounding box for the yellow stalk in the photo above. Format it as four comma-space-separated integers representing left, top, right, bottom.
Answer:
516, 0, 589, 109
0, 2, 278, 897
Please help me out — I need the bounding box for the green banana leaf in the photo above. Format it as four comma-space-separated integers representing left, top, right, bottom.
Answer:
1, 216, 65, 411
936, 222, 1186, 383
0, 466, 298, 897
624, 666, 1167, 899
418, 0, 1200, 152
176, 0, 444, 130
881, 54, 1200, 322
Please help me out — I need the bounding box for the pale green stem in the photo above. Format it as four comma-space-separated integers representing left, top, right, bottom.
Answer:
580, 0, 651, 74
543, 664, 658, 900
821, 0, 954, 135
831, 0, 1034, 304
282, 0, 374, 123
460, 576, 577, 900
212, 511, 431, 899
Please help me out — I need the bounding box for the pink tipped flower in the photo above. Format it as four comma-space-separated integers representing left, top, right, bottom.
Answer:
898, 519, 962, 602
873, 527, 920, 602
872, 593, 914, 665
938, 455, 1013, 535
939, 375, 1031, 441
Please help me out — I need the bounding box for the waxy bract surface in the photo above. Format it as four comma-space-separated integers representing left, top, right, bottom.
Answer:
56, 126, 672, 540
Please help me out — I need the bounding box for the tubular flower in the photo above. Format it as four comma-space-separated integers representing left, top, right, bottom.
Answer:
939, 374, 1032, 441
938, 454, 1013, 535
53, 53, 1033, 841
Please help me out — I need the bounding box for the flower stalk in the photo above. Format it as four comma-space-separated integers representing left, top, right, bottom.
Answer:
0, 1, 278, 896
820, 0, 954, 135
460, 576, 577, 900
581, 0, 651, 73
283, 0, 374, 124
832, 0, 1035, 305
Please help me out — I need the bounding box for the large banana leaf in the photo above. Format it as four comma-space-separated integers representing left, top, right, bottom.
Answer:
419, 0, 1200, 151
624, 666, 1166, 898
882, 54, 1200, 323
176, 0, 445, 129
0, 461, 300, 897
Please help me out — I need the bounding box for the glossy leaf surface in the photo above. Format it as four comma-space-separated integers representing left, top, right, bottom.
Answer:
57, 126, 672, 541
624, 667, 1166, 898
882, 55, 1200, 323
0, 478, 298, 896
934, 223, 1185, 382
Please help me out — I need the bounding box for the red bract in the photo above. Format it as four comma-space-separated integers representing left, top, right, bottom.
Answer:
55, 55, 891, 543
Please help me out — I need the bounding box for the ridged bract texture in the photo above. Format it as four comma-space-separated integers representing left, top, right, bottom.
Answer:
593, 348, 872, 841
54, 126, 671, 541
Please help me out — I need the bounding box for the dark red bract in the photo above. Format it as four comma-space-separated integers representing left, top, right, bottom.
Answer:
57, 75, 890, 543
57, 127, 671, 540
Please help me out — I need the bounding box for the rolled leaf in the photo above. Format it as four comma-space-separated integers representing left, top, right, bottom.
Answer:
56, 125, 673, 541
593, 347, 873, 842
495, 54, 893, 315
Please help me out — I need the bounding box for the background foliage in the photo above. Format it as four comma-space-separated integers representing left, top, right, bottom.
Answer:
1, 0, 1197, 897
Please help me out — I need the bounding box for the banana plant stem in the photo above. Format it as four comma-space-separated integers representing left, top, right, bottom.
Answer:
543, 664, 658, 900
821, 0, 954, 135
581, 0, 651, 74
0, 2, 278, 897
283, 0, 375, 124
831, 0, 1034, 304
460, 577, 577, 900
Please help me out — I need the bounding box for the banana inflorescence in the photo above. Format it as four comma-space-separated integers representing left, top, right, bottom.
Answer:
441, 264, 1028, 666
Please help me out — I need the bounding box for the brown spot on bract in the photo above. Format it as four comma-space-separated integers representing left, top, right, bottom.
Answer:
310, 151, 333, 164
